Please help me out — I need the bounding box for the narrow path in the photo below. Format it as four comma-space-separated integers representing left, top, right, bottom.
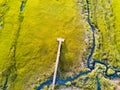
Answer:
110, 79, 120, 90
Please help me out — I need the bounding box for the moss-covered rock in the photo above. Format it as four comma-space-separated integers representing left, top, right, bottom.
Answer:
65, 81, 71, 86
107, 68, 115, 75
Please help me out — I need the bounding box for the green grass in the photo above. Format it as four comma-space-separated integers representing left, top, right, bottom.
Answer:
88, 0, 120, 67
0, 0, 86, 90
0, 0, 120, 90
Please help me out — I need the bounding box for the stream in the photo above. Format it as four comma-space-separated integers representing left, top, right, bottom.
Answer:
36, 0, 120, 90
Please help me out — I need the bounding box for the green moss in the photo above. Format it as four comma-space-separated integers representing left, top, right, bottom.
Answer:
100, 77, 116, 90
65, 81, 71, 86
88, 0, 120, 68
94, 63, 106, 73
117, 72, 120, 76
0, 0, 120, 90
42, 85, 48, 90
0, 0, 86, 90
107, 68, 115, 75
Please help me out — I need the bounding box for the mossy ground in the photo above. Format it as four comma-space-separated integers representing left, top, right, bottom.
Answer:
90, 0, 120, 67
0, 0, 86, 90
0, 0, 120, 90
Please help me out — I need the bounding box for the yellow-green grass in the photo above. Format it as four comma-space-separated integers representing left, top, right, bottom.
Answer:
1, 0, 120, 89
88, 0, 120, 67
0, 0, 21, 70
0, 0, 86, 90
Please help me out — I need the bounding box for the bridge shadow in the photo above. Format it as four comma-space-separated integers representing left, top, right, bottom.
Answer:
58, 42, 73, 79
